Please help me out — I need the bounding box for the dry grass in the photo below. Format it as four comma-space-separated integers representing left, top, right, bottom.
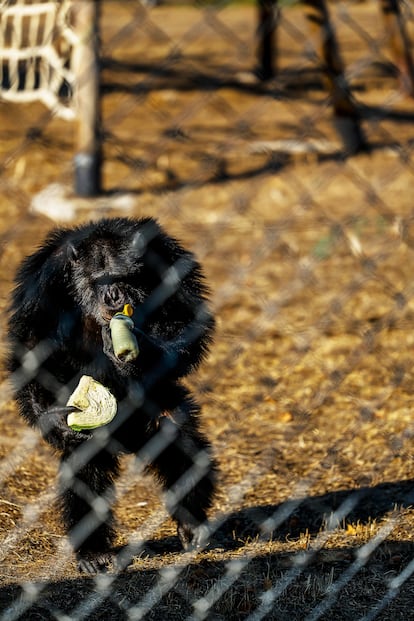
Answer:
1, 1, 414, 619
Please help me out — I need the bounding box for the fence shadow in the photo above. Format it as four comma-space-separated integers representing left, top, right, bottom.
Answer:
134, 477, 414, 556
99, 55, 414, 196
101, 57, 326, 100
2, 540, 414, 621
102, 57, 414, 123
1, 478, 414, 620
212, 477, 414, 550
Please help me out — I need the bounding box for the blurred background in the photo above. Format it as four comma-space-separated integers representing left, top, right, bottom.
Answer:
1, 1, 414, 619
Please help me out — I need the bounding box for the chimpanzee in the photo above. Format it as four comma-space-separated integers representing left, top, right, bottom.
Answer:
7, 217, 216, 573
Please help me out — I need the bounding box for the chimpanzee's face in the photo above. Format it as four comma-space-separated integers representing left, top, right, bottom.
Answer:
69, 237, 144, 325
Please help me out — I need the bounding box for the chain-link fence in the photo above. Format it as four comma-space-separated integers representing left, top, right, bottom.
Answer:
1, 1, 414, 619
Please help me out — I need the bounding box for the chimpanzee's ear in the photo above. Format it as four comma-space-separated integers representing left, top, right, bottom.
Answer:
65, 242, 78, 262
130, 218, 162, 257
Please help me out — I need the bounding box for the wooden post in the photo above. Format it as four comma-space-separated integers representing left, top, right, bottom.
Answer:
71, 0, 102, 196
257, 0, 280, 80
380, 0, 414, 95
303, 0, 366, 154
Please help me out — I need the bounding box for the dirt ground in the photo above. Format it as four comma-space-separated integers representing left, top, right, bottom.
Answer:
1, 1, 414, 619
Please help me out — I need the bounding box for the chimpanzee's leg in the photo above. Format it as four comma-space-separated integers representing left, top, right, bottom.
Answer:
146, 397, 216, 550
58, 445, 120, 573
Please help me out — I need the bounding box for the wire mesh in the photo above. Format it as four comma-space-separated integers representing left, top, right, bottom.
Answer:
1, 1, 414, 620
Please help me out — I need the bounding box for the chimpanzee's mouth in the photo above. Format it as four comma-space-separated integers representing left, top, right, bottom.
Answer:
101, 309, 122, 324
101, 301, 134, 325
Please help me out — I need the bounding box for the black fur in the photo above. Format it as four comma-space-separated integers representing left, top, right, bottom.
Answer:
7, 217, 216, 573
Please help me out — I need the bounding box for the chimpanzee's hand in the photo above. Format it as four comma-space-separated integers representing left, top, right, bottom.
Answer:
102, 326, 114, 359
38, 405, 89, 450
102, 325, 140, 371
102, 325, 124, 367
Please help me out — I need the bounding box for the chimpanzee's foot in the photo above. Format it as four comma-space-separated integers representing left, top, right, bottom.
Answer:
77, 550, 114, 574
177, 522, 210, 551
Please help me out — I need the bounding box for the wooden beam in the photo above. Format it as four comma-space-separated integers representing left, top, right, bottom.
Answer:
257, 0, 280, 80
303, 0, 366, 153
71, 0, 102, 196
380, 0, 414, 95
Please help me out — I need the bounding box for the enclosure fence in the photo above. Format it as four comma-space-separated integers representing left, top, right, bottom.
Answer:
1, 1, 414, 620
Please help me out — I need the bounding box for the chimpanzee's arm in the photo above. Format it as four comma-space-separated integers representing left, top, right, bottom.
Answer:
15, 378, 87, 451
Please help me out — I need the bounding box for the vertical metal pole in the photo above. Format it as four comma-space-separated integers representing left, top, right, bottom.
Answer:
303, 0, 366, 154
257, 0, 280, 80
72, 0, 102, 197
380, 0, 414, 95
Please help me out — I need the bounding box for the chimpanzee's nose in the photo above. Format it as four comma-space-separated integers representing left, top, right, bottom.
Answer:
102, 284, 125, 309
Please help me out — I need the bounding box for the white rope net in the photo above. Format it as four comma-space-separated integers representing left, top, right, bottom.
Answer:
0, 0, 76, 119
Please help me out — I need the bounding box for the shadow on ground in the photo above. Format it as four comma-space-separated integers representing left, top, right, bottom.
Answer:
2, 478, 414, 621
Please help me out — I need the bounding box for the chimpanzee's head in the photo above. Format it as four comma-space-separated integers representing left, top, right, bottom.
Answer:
64, 217, 188, 327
